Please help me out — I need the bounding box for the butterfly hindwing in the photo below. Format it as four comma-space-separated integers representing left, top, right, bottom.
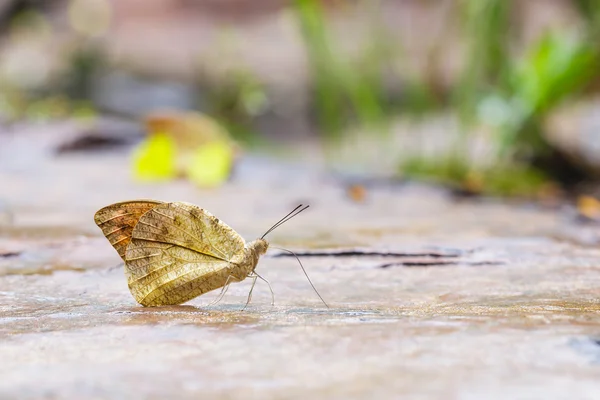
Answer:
94, 200, 164, 260
124, 202, 247, 306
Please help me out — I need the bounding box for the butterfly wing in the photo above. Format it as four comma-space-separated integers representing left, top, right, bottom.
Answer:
124, 201, 246, 306
94, 200, 164, 260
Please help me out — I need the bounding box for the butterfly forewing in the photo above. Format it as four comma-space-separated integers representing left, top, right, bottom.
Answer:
94, 200, 164, 260
124, 202, 247, 306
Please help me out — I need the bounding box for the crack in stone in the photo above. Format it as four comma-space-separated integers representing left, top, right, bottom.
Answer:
0, 251, 20, 258
378, 260, 505, 268
271, 250, 465, 258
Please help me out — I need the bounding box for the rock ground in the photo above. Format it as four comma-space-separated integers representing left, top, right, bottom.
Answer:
1, 123, 600, 399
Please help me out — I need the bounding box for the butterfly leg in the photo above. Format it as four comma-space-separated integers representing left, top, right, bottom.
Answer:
208, 274, 236, 306
242, 274, 259, 311
253, 272, 275, 306
208, 284, 231, 306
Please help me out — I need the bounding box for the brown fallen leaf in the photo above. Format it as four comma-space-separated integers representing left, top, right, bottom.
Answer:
144, 110, 231, 149
577, 195, 600, 222
135, 110, 240, 186
347, 184, 367, 203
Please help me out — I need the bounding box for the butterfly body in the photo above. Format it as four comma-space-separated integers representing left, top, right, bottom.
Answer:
95, 200, 269, 306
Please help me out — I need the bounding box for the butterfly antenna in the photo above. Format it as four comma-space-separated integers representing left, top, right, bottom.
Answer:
272, 246, 329, 308
260, 204, 309, 239
260, 205, 302, 239
268, 205, 309, 235
260, 204, 306, 239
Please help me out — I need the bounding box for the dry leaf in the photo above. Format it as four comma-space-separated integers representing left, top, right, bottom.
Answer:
133, 110, 238, 187
577, 195, 600, 221
347, 184, 367, 203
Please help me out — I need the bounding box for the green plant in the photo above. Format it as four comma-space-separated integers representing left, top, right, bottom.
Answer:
61, 42, 105, 101
403, 2, 600, 196
401, 155, 550, 197
294, 0, 389, 141
488, 31, 599, 158
194, 28, 269, 147
200, 68, 268, 147
454, 0, 512, 124
573, 0, 600, 37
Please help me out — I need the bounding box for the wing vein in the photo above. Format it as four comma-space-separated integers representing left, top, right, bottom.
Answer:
110, 236, 129, 246
167, 204, 231, 261
97, 211, 138, 225
141, 265, 225, 305
152, 209, 175, 220
128, 238, 226, 262
129, 260, 177, 284
127, 252, 163, 261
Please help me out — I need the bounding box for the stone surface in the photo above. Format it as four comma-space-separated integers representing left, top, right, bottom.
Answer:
1, 124, 600, 399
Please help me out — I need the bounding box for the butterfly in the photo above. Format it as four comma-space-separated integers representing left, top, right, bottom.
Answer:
94, 200, 326, 307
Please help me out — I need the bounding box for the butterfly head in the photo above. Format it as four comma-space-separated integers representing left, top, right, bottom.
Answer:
250, 238, 269, 255
249, 204, 308, 262
245, 239, 269, 272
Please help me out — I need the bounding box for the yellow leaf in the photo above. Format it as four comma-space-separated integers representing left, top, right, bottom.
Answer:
132, 132, 177, 181
186, 140, 234, 187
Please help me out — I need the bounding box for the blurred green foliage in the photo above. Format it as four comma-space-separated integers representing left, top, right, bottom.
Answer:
0, 8, 101, 123
402, 156, 549, 197
3, 0, 600, 196
455, 0, 512, 124
574, 0, 600, 34
498, 31, 598, 155
402, 0, 600, 196
295, 0, 389, 141
198, 67, 268, 147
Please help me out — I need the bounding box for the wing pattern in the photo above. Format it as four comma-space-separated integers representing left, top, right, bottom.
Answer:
94, 200, 163, 260
124, 202, 247, 306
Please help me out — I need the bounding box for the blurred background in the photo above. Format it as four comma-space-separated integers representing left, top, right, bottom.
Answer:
1, 0, 600, 202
